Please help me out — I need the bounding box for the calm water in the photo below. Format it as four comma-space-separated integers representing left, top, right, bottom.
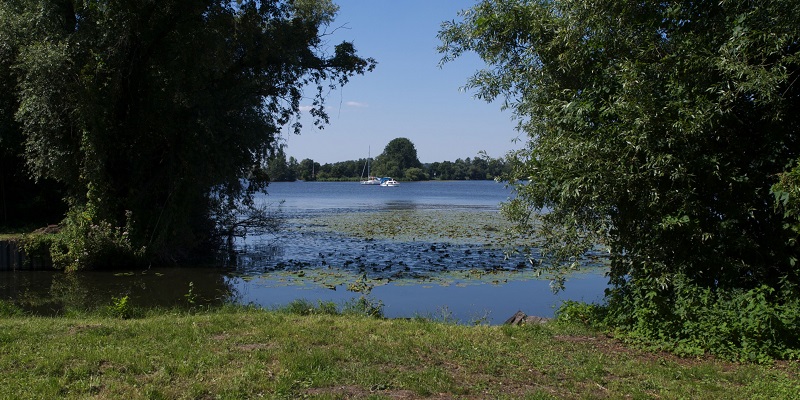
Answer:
0, 181, 608, 324
263, 180, 510, 214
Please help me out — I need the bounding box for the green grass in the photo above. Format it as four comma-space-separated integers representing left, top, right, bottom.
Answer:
0, 305, 797, 399
0, 232, 23, 241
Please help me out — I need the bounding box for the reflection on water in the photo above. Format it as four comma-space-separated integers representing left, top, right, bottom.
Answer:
379, 200, 419, 211
229, 269, 607, 324
0, 269, 234, 315
0, 181, 609, 324
0, 265, 607, 324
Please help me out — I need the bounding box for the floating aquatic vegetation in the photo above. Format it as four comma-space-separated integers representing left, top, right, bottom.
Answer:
294, 209, 526, 247
233, 208, 607, 290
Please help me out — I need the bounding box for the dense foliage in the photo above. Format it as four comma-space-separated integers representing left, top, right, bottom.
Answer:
286, 155, 510, 181
275, 136, 510, 181
370, 137, 422, 178
0, 3, 67, 228
440, 0, 800, 359
0, 0, 374, 268
428, 156, 508, 180
266, 145, 299, 182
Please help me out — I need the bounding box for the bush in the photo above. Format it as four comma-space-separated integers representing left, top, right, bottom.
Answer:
105, 295, 139, 319
282, 299, 340, 316
555, 300, 606, 327
555, 276, 800, 362
49, 204, 145, 271
20, 231, 56, 268
342, 297, 384, 319
0, 300, 24, 317
606, 276, 800, 362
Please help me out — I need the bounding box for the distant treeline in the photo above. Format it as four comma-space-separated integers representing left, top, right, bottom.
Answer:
267, 152, 510, 182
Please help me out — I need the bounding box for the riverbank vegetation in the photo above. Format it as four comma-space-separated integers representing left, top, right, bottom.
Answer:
439, 0, 800, 361
0, 0, 374, 269
3, 0, 800, 368
267, 136, 512, 182
0, 303, 797, 399
286, 154, 511, 182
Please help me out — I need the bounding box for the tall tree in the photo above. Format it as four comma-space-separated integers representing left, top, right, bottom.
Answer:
440, 0, 800, 356
267, 146, 297, 182
297, 158, 318, 181
0, 0, 68, 227
2, 0, 374, 268
373, 137, 422, 178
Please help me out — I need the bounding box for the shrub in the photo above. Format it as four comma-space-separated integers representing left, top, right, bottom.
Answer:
606, 275, 800, 362
342, 297, 384, 319
49, 204, 145, 271
0, 300, 24, 317
555, 300, 606, 327
20, 231, 55, 268
282, 299, 340, 316
105, 295, 138, 319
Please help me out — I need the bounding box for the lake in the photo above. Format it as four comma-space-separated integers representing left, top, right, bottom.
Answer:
0, 180, 608, 324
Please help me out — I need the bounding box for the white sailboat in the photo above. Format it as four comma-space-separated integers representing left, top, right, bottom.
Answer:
360, 147, 381, 185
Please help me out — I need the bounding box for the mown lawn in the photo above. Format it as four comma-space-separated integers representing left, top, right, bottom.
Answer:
0, 306, 797, 399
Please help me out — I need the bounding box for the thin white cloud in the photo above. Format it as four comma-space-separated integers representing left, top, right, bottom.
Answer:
299, 105, 314, 112
346, 101, 368, 108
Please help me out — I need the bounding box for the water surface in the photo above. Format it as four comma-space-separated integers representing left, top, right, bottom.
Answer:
1, 181, 608, 324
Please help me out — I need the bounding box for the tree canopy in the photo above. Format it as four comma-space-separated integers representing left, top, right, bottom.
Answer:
280, 154, 508, 181
0, 0, 374, 268
372, 137, 423, 178
440, 0, 800, 359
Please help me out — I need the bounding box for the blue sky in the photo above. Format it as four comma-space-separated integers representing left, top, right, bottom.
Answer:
282, 0, 522, 164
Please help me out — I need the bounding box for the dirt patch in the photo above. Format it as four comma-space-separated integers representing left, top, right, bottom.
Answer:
552, 333, 778, 372
236, 342, 275, 351
305, 386, 471, 399
67, 324, 104, 335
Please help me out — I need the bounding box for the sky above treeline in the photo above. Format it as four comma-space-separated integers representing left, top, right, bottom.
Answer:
281, 0, 522, 164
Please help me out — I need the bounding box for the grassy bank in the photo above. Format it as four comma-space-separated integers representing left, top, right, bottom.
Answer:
0, 305, 797, 399
0, 232, 22, 240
